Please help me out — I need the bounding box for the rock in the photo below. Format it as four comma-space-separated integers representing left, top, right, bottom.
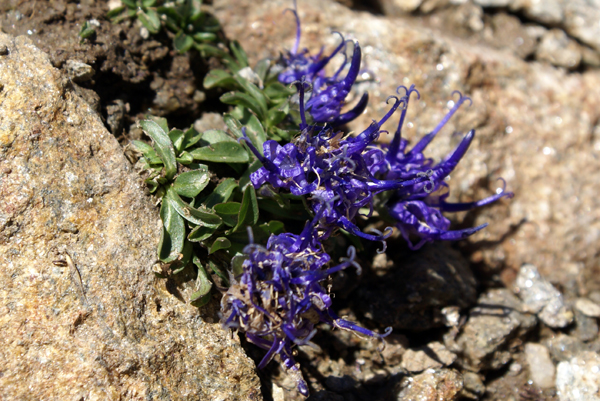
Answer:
535, 29, 582, 69
575, 298, 600, 318
212, 0, 600, 295
556, 351, 600, 401
194, 112, 226, 133
401, 342, 457, 373
573, 308, 599, 342
459, 372, 486, 399
356, 243, 477, 331
514, 264, 573, 328
64, 59, 95, 82
396, 369, 463, 401
524, 343, 555, 389
377, 0, 424, 14
0, 33, 261, 400
453, 289, 536, 371
546, 334, 586, 363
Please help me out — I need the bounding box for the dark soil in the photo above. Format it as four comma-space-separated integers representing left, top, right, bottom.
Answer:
0, 0, 226, 144
0, 1, 566, 401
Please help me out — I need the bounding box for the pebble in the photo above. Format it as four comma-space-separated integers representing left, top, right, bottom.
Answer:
460, 372, 485, 399
401, 342, 457, 373
545, 334, 586, 363
575, 298, 600, 317
535, 29, 582, 69
64, 59, 95, 83
453, 289, 536, 371
524, 343, 555, 389
396, 369, 463, 401
514, 264, 573, 328
556, 351, 600, 401
573, 308, 599, 342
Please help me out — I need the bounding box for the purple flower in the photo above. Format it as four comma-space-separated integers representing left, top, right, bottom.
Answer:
278, 8, 368, 126
221, 213, 390, 396
241, 91, 430, 246
383, 86, 514, 249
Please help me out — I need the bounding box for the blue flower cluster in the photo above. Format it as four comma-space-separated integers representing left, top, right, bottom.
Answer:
221, 212, 390, 396
222, 6, 512, 396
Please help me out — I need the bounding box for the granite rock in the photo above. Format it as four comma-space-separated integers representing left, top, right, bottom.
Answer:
452, 289, 537, 371
524, 343, 555, 389
0, 33, 261, 400
514, 264, 573, 328
396, 369, 464, 401
401, 342, 457, 373
556, 351, 600, 401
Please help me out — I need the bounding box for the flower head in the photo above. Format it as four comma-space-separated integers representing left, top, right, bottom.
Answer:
382, 86, 514, 249
278, 8, 368, 126
221, 214, 390, 396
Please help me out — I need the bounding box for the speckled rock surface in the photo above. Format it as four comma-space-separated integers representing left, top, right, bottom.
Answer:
451, 289, 537, 371
395, 369, 463, 401
213, 0, 600, 294
556, 351, 600, 401
0, 33, 261, 400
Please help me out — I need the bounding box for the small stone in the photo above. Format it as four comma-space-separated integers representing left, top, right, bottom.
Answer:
575, 298, 600, 317
379, 0, 424, 14
514, 264, 573, 328
64, 59, 95, 83
401, 342, 457, 373
524, 343, 555, 389
454, 289, 536, 371
536, 29, 582, 69
460, 372, 485, 399
396, 369, 463, 401
0, 45, 8, 55
545, 334, 586, 363
556, 351, 600, 401
573, 308, 599, 342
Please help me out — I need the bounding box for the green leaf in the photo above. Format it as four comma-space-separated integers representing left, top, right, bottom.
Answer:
267, 108, 287, 128
121, 0, 136, 8
107, 6, 126, 19
188, 225, 217, 242
214, 202, 241, 227
139, 120, 177, 181
158, 199, 185, 262
254, 58, 271, 83
192, 32, 217, 42
230, 40, 249, 68
131, 140, 157, 157
190, 256, 212, 306
209, 237, 231, 254
147, 116, 169, 133
203, 69, 237, 90
167, 188, 223, 227
181, 127, 203, 150
264, 82, 295, 99
231, 254, 247, 277
220, 92, 265, 119
199, 129, 236, 145
78, 22, 96, 41
172, 239, 194, 274
204, 178, 238, 208
176, 151, 194, 165
223, 113, 243, 139
233, 185, 258, 232
234, 75, 268, 113
208, 260, 229, 286
189, 141, 249, 163
168, 129, 185, 153
174, 32, 194, 53
195, 44, 237, 68
142, 0, 157, 7
245, 115, 267, 152
173, 167, 210, 198
138, 9, 161, 34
